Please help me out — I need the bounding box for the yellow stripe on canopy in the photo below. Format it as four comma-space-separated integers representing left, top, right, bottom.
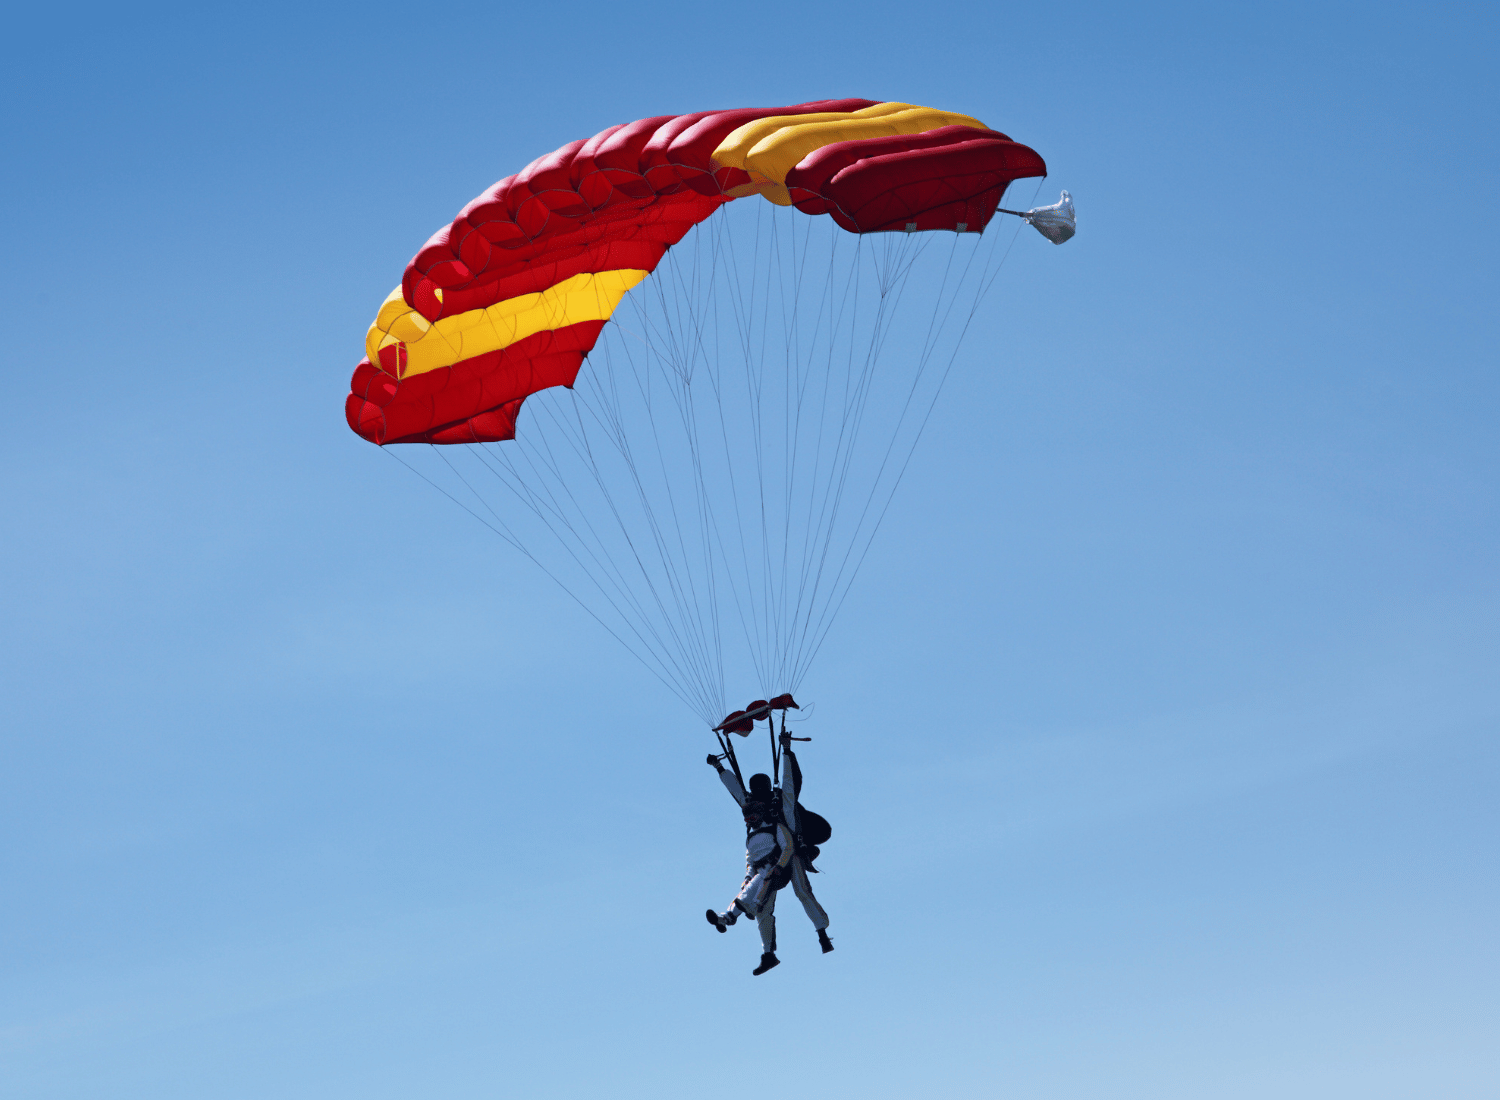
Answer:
711, 102, 988, 205
366, 269, 650, 378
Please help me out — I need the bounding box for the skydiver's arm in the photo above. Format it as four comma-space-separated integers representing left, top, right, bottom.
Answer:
711, 755, 747, 807
775, 822, 795, 869
779, 738, 803, 833
783, 745, 804, 803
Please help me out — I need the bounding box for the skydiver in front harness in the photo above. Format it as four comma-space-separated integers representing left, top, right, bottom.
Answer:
706, 733, 832, 975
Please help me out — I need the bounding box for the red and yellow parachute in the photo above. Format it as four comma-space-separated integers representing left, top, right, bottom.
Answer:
345, 99, 1046, 446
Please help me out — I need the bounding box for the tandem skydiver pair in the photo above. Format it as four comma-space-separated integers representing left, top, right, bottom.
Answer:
706, 719, 832, 976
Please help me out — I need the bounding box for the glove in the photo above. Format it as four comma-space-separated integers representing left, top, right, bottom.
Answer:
706, 753, 723, 770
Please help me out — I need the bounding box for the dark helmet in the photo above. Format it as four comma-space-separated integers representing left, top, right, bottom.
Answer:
748, 773, 774, 801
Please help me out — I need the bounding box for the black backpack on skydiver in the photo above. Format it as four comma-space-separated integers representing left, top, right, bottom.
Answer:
797, 805, 832, 847
787, 800, 832, 867
767, 800, 832, 890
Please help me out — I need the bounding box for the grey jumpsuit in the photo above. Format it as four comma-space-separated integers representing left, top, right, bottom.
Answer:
717, 749, 829, 954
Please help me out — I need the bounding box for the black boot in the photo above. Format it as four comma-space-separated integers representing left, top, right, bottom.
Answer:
706, 908, 726, 933
752, 951, 780, 976
818, 929, 834, 954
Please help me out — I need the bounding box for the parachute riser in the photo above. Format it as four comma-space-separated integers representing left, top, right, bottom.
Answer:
713, 728, 745, 789
770, 711, 811, 788
770, 710, 783, 788
710, 694, 808, 789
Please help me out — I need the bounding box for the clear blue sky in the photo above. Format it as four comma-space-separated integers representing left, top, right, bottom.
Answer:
3, 2, 1496, 1097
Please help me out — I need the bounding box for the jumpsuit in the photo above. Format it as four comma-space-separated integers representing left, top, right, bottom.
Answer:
717, 749, 829, 954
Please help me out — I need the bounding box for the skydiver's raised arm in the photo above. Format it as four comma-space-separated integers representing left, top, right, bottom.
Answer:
774, 819, 795, 869
708, 752, 747, 807
783, 743, 804, 803
779, 734, 802, 834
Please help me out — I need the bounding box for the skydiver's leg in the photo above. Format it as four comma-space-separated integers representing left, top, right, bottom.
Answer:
790, 857, 833, 952
755, 887, 777, 954
735, 862, 772, 917
789, 857, 829, 930
712, 860, 764, 928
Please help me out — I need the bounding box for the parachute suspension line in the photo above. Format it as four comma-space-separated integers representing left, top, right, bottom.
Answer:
461, 349, 729, 723
725, 206, 841, 696
776, 215, 845, 692
621, 200, 945, 706
534, 212, 743, 724
777, 210, 829, 687
462, 436, 713, 717
584, 329, 729, 722
483, 404, 690, 679
777, 220, 881, 691
710, 204, 780, 693
680, 218, 730, 705
666, 214, 734, 705
785, 233, 960, 683
394, 189, 1037, 727
786, 182, 1045, 685
769, 719, 780, 788
733, 203, 771, 685
617, 277, 719, 712
645, 204, 768, 720
779, 228, 929, 690
629, 217, 734, 717
780, 219, 864, 690
686, 201, 769, 689
785, 231, 944, 662
702, 208, 771, 691
376, 443, 704, 720
758, 206, 788, 680
500, 391, 718, 717
715, 724, 744, 787
659, 210, 749, 693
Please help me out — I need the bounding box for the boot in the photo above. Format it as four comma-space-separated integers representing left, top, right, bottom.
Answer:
752, 951, 780, 976
818, 929, 834, 954
705, 908, 726, 933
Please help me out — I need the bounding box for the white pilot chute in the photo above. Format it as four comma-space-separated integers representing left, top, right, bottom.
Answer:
1000, 190, 1076, 243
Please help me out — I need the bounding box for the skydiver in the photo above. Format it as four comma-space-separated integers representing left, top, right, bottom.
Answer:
775, 731, 833, 954
705, 735, 832, 975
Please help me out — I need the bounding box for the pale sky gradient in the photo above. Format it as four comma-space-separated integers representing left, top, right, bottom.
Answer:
3, 2, 1497, 1098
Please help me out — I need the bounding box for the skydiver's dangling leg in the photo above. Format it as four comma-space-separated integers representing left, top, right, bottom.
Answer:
756, 889, 777, 954
732, 861, 774, 920
707, 858, 769, 933
753, 890, 779, 975
705, 900, 745, 932
789, 857, 833, 953
710, 862, 781, 974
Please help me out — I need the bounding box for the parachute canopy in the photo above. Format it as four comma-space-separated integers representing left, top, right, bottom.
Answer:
346, 100, 1046, 447
344, 99, 1056, 727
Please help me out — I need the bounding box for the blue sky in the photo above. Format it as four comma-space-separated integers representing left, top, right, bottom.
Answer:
2, 2, 1497, 1097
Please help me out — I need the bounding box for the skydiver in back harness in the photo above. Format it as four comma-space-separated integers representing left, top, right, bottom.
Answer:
706, 733, 833, 975
776, 733, 832, 952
